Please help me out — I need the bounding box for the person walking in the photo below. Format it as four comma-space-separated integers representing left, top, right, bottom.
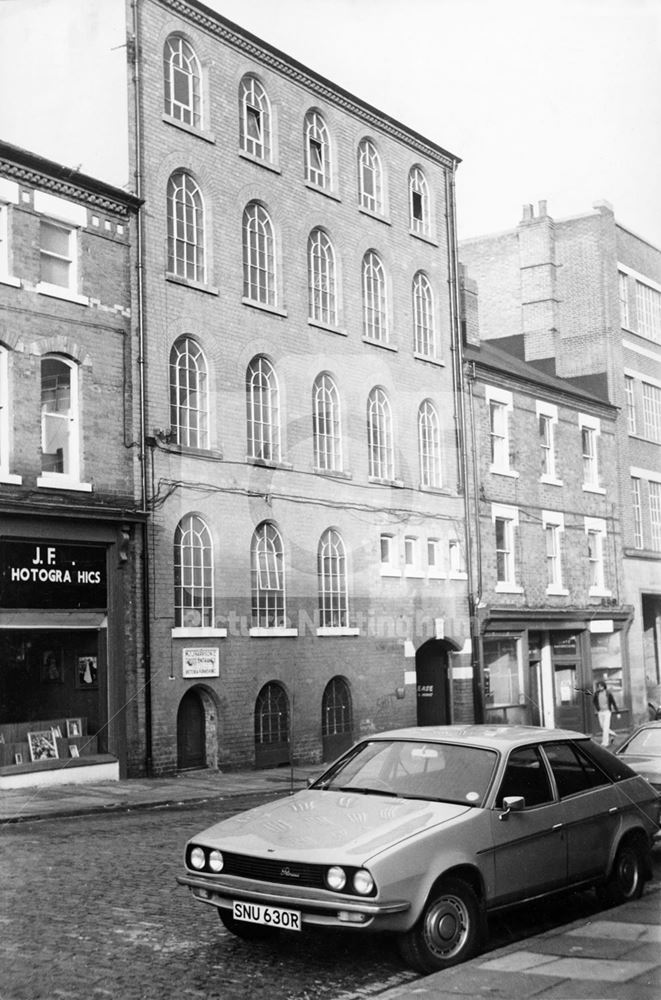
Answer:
593, 680, 619, 747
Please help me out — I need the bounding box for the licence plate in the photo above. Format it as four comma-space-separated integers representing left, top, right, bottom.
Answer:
233, 900, 301, 931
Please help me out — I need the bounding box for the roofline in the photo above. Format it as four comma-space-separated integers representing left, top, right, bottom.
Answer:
0, 140, 142, 217
156, 0, 461, 170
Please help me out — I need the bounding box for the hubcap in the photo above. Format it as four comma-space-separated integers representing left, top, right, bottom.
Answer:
619, 850, 639, 896
424, 894, 469, 958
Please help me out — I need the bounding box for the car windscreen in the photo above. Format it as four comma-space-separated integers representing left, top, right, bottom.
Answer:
621, 728, 661, 757
314, 739, 498, 806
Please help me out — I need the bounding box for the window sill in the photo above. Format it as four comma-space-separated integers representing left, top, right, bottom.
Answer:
583, 484, 607, 495
589, 587, 612, 598
408, 228, 438, 247
448, 571, 468, 580
316, 627, 361, 637
171, 627, 227, 638
358, 206, 391, 226
239, 150, 281, 174
162, 443, 223, 461
427, 572, 447, 580
540, 475, 563, 487
489, 466, 520, 479
0, 472, 22, 485
404, 570, 425, 579
0, 274, 21, 289
419, 484, 452, 496
304, 181, 341, 202
368, 476, 404, 488
249, 627, 298, 637
495, 582, 523, 593
413, 352, 445, 367
36, 475, 92, 492
242, 297, 287, 319
162, 114, 216, 144
36, 282, 89, 306
362, 336, 397, 352
308, 318, 347, 337
314, 467, 352, 480
546, 587, 569, 597
166, 273, 219, 296
380, 567, 401, 577
246, 457, 293, 470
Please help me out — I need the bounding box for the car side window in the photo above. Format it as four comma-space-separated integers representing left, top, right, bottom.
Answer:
495, 746, 553, 808
544, 741, 610, 797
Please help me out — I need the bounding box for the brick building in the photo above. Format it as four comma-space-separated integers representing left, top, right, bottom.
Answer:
125, 0, 474, 775
0, 141, 143, 787
460, 200, 661, 724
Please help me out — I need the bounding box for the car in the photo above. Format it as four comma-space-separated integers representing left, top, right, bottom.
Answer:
177, 725, 661, 974
616, 721, 661, 794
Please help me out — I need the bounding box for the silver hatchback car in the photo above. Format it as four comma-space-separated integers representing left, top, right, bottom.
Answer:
178, 725, 660, 973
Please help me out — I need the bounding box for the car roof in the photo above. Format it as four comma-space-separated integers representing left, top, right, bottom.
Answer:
365, 724, 587, 750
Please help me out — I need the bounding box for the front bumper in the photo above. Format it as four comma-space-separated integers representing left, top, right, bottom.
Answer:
177, 871, 410, 929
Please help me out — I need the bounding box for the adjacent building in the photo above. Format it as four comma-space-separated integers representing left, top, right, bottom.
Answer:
460, 200, 661, 723
0, 141, 143, 787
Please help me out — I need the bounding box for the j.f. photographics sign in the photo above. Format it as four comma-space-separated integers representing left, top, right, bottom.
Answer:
182, 647, 219, 678
0, 540, 107, 609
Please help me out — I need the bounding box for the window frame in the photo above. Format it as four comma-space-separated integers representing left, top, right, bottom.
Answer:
357, 138, 384, 214
367, 386, 395, 481
418, 398, 442, 488
413, 271, 436, 357
542, 511, 567, 594
362, 250, 388, 343
631, 476, 644, 549
304, 110, 332, 189
650, 481, 661, 551
0, 346, 20, 483
169, 336, 209, 450
579, 414, 603, 493
163, 34, 202, 129
167, 171, 206, 284
239, 75, 273, 162
312, 372, 342, 473
251, 521, 286, 629
308, 228, 337, 327
242, 202, 277, 307
409, 165, 431, 237
246, 355, 281, 463
37, 355, 90, 491
584, 517, 609, 596
173, 513, 214, 628
318, 528, 349, 629
492, 503, 520, 592
485, 386, 516, 476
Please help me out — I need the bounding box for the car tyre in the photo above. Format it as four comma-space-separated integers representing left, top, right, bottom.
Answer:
218, 908, 274, 940
397, 877, 484, 974
596, 839, 646, 907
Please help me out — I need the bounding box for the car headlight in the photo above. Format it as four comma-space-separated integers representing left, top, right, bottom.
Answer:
208, 850, 224, 873
326, 865, 347, 891
190, 846, 206, 870
353, 869, 374, 895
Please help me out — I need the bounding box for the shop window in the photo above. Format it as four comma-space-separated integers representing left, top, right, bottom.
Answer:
483, 634, 525, 724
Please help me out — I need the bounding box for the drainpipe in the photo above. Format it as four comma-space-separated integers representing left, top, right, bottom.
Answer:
445, 164, 483, 723
131, 0, 153, 775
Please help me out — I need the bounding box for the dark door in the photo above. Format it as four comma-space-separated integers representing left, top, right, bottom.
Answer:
416, 642, 451, 725
254, 682, 290, 768
177, 689, 205, 770
322, 676, 353, 761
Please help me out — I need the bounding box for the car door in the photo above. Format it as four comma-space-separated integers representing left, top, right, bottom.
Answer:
541, 740, 620, 883
489, 745, 567, 908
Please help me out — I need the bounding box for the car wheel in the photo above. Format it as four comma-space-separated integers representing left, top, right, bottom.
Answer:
596, 840, 646, 907
397, 877, 484, 974
218, 908, 274, 940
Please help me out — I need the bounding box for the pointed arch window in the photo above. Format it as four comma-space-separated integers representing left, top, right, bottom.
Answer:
362, 250, 388, 342
251, 522, 285, 627
308, 228, 337, 326
304, 110, 331, 188
318, 528, 348, 628
163, 34, 202, 128
313, 373, 342, 472
174, 514, 213, 627
169, 337, 209, 449
409, 165, 430, 236
246, 356, 280, 462
167, 171, 205, 282
418, 399, 442, 488
357, 138, 383, 213
240, 75, 272, 161
367, 386, 394, 481
243, 203, 276, 306
413, 271, 436, 357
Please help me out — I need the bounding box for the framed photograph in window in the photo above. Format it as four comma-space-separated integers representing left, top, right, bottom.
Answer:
65, 718, 83, 739
27, 729, 59, 762
76, 656, 97, 689
14, 752, 23, 765
40, 649, 63, 684
69, 745, 80, 758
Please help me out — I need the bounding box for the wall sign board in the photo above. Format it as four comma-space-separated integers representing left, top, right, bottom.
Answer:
0, 541, 108, 609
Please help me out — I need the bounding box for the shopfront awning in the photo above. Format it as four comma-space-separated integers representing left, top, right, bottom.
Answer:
0, 611, 107, 629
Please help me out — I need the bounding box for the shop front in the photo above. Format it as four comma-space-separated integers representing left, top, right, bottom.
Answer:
480, 612, 632, 738
0, 528, 136, 788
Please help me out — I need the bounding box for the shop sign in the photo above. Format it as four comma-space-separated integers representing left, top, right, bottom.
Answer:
183, 647, 219, 678
0, 540, 107, 609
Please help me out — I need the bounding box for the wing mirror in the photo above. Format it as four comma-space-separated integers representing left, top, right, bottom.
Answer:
499, 795, 525, 821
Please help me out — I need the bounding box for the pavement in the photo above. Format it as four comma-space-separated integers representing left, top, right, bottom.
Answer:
1, 766, 660, 1000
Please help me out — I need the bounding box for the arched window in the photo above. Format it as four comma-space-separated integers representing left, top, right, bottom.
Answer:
167, 171, 205, 282
413, 271, 436, 357
357, 138, 383, 213
367, 386, 394, 480
40, 355, 80, 481
418, 398, 442, 488
308, 228, 337, 326
409, 165, 430, 236
321, 676, 353, 761
246, 356, 280, 461
251, 522, 285, 627
304, 110, 331, 188
242, 202, 276, 306
362, 250, 388, 342
254, 682, 290, 767
239, 75, 272, 161
312, 372, 342, 472
174, 514, 213, 627
318, 528, 348, 628
163, 34, 202, 128
169, 336, 209, 449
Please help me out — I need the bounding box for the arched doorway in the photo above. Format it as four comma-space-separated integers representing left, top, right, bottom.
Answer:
415, 639, 454, 725
177, 688, 206, 770
321, 676, 353, 761
254, 681, 290, 768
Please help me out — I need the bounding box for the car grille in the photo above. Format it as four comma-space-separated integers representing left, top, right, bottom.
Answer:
221, 852, 326, 890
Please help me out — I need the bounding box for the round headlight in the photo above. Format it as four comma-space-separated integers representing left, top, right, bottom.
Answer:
190, 846, 206, 870
353, 869, 374, 895
208, 850, 224, 873
326, 865, 347, 891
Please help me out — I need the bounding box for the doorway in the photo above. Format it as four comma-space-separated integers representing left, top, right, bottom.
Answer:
415, 640, 452, 726
177, 688, 206, 770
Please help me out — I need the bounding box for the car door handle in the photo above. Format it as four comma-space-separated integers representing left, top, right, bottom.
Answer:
608, 807, 618, 814
552, 823, 563, 830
